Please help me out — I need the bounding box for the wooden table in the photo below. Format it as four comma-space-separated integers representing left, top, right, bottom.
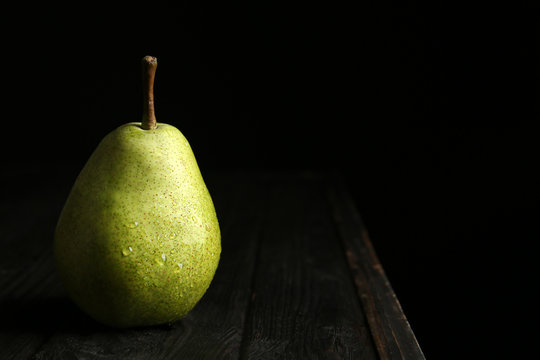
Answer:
0, 171, 424, 359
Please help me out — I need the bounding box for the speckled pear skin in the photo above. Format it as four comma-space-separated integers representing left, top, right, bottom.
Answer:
54, 122, 221, 328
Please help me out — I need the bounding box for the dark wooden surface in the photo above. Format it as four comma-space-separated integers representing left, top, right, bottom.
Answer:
0, 172, 424, 359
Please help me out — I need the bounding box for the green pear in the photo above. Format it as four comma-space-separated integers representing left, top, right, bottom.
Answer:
54, 56, 221, 328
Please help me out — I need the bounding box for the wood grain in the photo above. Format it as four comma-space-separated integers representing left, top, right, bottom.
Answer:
240, 174, 377, 359
0, 171, 424, 359
0, 191, 66, 359
327, 175, 426, 360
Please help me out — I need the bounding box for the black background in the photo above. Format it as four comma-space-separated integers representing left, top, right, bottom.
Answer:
2, 2, 539, 358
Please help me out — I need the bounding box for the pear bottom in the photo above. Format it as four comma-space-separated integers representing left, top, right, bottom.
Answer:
54, 238, 220, 328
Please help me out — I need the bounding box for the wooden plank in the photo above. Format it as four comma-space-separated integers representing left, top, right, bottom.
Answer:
0, 192, 66, 359
1, 172, 425, 359
240, 173, 378, 359
31, 173, 266, 359
327, 176, 426, 360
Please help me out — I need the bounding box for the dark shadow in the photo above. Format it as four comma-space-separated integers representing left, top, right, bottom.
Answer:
0, 296, 106, 334
0, 296, 176, 335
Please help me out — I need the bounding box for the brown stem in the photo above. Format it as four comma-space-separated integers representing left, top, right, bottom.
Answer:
141, 56, 158, 130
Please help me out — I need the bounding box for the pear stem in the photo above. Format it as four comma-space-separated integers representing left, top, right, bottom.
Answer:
141, 56, 158, 130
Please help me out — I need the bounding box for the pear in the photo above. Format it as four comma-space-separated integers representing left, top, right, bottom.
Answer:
54, 56, 221, 328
